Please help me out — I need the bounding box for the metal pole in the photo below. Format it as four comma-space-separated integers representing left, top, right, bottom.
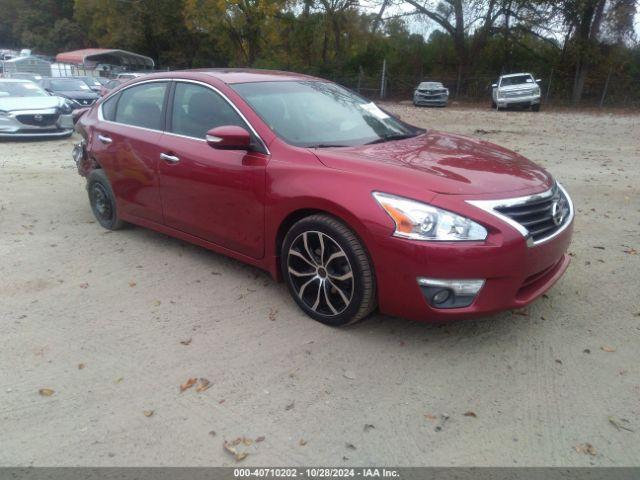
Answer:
357, 66, 363, 94
600, 65, 612, 108
380, 59, 386, 100
545, 68, 553, 104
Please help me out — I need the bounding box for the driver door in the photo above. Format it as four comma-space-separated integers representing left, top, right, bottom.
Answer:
157, 81, 268, 259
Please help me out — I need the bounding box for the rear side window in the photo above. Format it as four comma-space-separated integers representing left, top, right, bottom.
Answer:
115, 82, 168, 130
170, 82, 246, 139
101, 94, 118, 121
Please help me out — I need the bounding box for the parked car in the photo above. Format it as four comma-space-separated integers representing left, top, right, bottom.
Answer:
41, 77, 100, 107
491, 73, 541, 111
413, 81, 449, 107
73, 69, 573, 326
0, 79, 74, 138
7, 72, 44, 85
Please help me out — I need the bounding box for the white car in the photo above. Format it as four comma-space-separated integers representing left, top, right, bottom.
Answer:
491, 73, 541, 111
0, 79, 74, 138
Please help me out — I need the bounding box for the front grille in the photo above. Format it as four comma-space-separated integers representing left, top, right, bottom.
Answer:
503, 89, 535, 98
418, 89, 447, 96
494, 184, 571, 243
16, 113, 59, 127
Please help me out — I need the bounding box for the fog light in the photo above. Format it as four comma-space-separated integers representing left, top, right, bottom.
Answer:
432, 289, 451, 304
417, 277, 485, 309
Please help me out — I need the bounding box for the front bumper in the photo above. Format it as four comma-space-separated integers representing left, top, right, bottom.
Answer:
370, 191, 573, 322
414, 95, 448, 106
0, 110, 73, 138
497, 94, 541, 108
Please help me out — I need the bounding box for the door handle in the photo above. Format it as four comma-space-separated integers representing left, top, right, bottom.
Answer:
160, 153, 180, 164
97, 134, 112, 144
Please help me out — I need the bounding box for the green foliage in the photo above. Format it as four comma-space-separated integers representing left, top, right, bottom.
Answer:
1, 0, 637, 105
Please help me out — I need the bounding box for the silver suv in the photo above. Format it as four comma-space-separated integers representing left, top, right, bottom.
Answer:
491, 73, 541, 111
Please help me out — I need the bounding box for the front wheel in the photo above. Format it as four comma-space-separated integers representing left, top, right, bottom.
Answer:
532, 104, 540, 112
281, 214, 376, 326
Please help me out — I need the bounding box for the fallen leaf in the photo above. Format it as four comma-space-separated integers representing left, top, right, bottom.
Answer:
424, 414, 437, 421
435, 414, 450, 432
114, 377, 124, 384
79, 283, 89, 289
223, 440, 248, 461
463, 411, 477, 418
285, 401, 295, 411
299, 439, 307, 446
78, 363, 86, 370
608, 416, 634, 432
242, 437, 253, 446
180, 377, 197, 393
209, 430, 217, 437
38, 388, 54, 396
153, 300, 161, 307
343, 371, 356, 380
218, 399, 225, 404
196, 378, 211, 392
255, 436, 265, 442
143, 410, 154, 417
346, 442, 356, 450
364, 424, 375, 432
574, 443, 597, 456
623, 248, 637, 255
268, 308, 278, 321
180, 338, 192, 346
129, 281, 137, 287
601, 345, 617, 353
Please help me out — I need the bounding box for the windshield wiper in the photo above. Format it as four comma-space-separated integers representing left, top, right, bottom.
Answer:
365, 133, 416, 145
305, 143, 350, 148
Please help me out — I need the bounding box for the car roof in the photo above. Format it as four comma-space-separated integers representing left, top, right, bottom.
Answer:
158, 68, 321, 84
500, 73, 532, 78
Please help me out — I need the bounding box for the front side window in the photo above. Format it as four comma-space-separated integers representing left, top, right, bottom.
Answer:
232, 81, 422, 147
170, 82, 246, 139
101, 94, 118, 121
115, 82, 168, 130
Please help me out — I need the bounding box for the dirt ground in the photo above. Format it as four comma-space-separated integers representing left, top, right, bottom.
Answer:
1, 104, 639, 467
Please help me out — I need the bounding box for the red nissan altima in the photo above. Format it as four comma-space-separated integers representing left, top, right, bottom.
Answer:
73, 69, 574, 326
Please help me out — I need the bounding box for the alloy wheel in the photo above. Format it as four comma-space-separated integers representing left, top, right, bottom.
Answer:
286, 231, 354, 316
91, 183, 113, 222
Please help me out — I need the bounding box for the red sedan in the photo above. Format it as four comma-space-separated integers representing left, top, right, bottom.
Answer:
73, 69, 574, 326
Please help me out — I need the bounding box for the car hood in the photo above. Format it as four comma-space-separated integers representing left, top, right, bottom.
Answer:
312, 131, 554, 196
0, 96, 66, 112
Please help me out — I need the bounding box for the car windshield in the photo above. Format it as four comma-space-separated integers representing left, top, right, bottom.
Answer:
232, 81, 422, 147
49, 79, 91, 91
0, 81, 48, 97
500, 75, 534, 87
80, 77, 101, 87
419, 82, 443, 89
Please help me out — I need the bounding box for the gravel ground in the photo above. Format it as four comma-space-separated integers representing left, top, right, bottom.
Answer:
0, 105, 639, 467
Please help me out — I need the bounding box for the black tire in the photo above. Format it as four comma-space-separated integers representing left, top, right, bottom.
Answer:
491, 100, 496, 109
281, 214, 376, 326
532, 104, 540, 112
87, 169, 124, 230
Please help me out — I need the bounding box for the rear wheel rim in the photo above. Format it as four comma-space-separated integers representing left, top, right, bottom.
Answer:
91, 183, 113, 222
287, 231, 354, 316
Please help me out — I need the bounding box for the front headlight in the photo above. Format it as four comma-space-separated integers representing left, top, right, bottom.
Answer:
373, 192, 488, 241
59, 101, 73, 114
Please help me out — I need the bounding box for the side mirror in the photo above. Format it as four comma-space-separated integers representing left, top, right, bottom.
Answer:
536, 78, 542, 83
491, 83, 497, 88
206, 126, 251, 150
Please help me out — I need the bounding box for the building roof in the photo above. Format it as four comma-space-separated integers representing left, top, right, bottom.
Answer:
55, 49, 154, 67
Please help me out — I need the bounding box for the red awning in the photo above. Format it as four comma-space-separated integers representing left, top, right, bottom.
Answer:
55, 49, 154, 67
